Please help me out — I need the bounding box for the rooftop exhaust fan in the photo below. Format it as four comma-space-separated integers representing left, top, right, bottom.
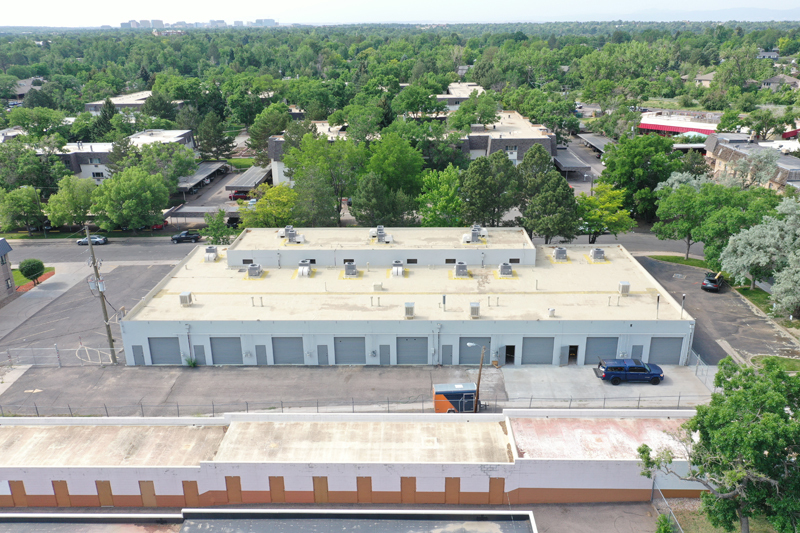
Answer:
405, 302, 415, 319
179, 292, 193, 307
392, 260, 404, 277
619, 281, 631, 296
298, 259, 312, 277
470, 302, 480, 319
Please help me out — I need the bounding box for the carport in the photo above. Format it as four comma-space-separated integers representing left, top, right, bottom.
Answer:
165, 204, 240, 226
553, 149, 591, 179
225, 164, 272, 191
177, 162, 229, 198
576, 133, 614, 155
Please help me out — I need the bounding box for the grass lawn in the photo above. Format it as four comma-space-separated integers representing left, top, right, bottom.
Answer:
674, 509, 777, 533
735, 287, 773, 314
752, 355, 800, 372
12, 267, 54, 286
227, 158, 255, 170
648, 255, 709, 269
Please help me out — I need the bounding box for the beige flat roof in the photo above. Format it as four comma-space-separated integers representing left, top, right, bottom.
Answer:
512, 417, 685, 460
471, 111, 552, 140
128, 129, 191, 146
128, 243, 689, 322
0, 425, 225, 466
229, 227, 532, 252
446, 82, 485, 98
215, 421, 511, 463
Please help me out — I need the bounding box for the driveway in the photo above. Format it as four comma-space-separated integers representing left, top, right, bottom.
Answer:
636, 257, 800, 364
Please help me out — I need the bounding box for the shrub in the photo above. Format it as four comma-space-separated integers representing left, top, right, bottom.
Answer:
18, 258, 45, 285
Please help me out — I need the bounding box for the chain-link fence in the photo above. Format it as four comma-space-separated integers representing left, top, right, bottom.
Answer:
0, 393, 710, 418
652, 482, 686, 533
0, 345, 120, 367
689, 350, 718, 393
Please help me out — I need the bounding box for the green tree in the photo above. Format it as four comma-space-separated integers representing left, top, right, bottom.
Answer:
0, 74, 18, 100
197, 112, 235, 161
418, 165, 464, 227
449, 90, 500, 131
652, 184, 706, 260
391, 85, 447, 117
200, 209, 236, 245
18, 258, 45, 285
107, 137, 138, 175
45, 175, 96, 230
717, 108, 747, 133
0, 186, 45, 236
283, 118, 319, 153
720, 149, 778, 190
141, 91, 177, 121
284, 135, 367, 226
239, 183, 297, 228
521, 170, 579, 244
131, 143, 197, 193
460, 151, 521, 227
246, 103, 291, 167
0, 142, 43, 190
176, 105, 201, 134
91, 167, 169, 233
94, 97, 117, 140
518, 143, 558, 213
350, 171, 415, 227
7, 107, 66, 139
599, 134, 682, 221
638, 357, 800, 533
772, 251, 800, 317
367, 132, 425, 196
576, 183, 636, 244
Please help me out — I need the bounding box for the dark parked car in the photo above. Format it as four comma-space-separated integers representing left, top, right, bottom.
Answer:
701, 272, 723, 292
171, 231, 202, 244
593, 358, 665, 385
77, 235, 108, 245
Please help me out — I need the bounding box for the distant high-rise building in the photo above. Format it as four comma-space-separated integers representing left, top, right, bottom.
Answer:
173, 21, 187, 28
129, 20, 139, 28
234, 21, 243, 27
255, 19, 276, 27
209, 19, 226, 28
120, 22, 131, 29
151, 20, 164, 28
139, 20, 151, 28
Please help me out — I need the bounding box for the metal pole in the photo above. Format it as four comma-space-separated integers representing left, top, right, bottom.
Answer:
86, 226, 117, 364
473, 345, 485, 413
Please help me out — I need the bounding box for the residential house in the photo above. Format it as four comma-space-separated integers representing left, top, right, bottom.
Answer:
757, 48, 780, 60
760, 74, 800, 92
84, 91, 184, 115
704, 133, 800, 191
12, 77, 45, 102
435, 82, 485, 111
693, 72, 715, 88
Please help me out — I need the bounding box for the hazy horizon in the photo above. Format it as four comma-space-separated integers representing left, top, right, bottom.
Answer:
5, 1, 800, 28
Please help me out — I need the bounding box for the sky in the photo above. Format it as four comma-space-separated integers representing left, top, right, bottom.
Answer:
6, 0, 800, 28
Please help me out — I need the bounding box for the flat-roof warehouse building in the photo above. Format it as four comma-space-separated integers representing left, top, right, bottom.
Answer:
121, 227, 695, 367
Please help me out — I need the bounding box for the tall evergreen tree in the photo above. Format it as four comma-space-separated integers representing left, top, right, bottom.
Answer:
198, 112, 235, 161
521, 170, 579, 244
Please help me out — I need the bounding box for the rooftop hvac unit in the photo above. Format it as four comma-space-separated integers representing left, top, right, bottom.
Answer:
619, 281, 631, 296
248, 264, 263, 278
405, 302, 415, 319
344, 261, 358, 277
590, 248, 605, 262
205, 246, 217, 254
470, 302, 480, 319
471, 224, 483, 243
499, 262, 513, 277
179, 292, 193, 307
548, 307, 556, 317
285, 226, 297, 243
298, 259, 312, 277
376, 227, 386, 243
204, 252, 218, 263
454, 261, 469, 278
553, 247, 568, 262
392, 259, 404, 277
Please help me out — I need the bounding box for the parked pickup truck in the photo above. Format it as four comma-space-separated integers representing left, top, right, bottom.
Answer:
171, 231, 202, 244
593, 358, 665, 385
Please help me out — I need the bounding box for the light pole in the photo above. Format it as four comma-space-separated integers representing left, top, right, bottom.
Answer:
466, 342, 485, 413
85, 226, 117, 365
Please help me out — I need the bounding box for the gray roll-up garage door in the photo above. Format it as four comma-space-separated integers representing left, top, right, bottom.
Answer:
521, 337, 555, 364
272, 337, 304, 365
132, 345, 145, 366
396, 337, 428, 365
148, 337, 181, 365
585, 337, 618, 365
334, 337, 366, 365
210, 337, 243, 365
459, 337, 490, 364
648, 337, 683, 365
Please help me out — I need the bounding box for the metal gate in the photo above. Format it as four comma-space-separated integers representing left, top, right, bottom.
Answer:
132, 345, 145, 366
649, 337, 683, 365
210, 337, 243, 365
521, 337, 554, 364
148, 337, 181, 365
193, 345, 206, 365
459, 337, 490, 365
585, 337, 618, 364
379, 345, 390, 365
396, 337, 428, 365
272, 337, 304, 365
334, 337, 366, 365
441, 345, 453, 365
255, 345, 267, 365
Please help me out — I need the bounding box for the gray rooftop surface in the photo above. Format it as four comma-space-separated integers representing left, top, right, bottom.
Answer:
177, 162, 228, 192
224, 165, 271, 191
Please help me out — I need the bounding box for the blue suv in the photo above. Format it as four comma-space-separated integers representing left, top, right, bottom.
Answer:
594, 359, 665, 386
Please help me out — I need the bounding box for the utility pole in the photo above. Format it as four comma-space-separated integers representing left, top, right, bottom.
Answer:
85, 226, 117, 364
